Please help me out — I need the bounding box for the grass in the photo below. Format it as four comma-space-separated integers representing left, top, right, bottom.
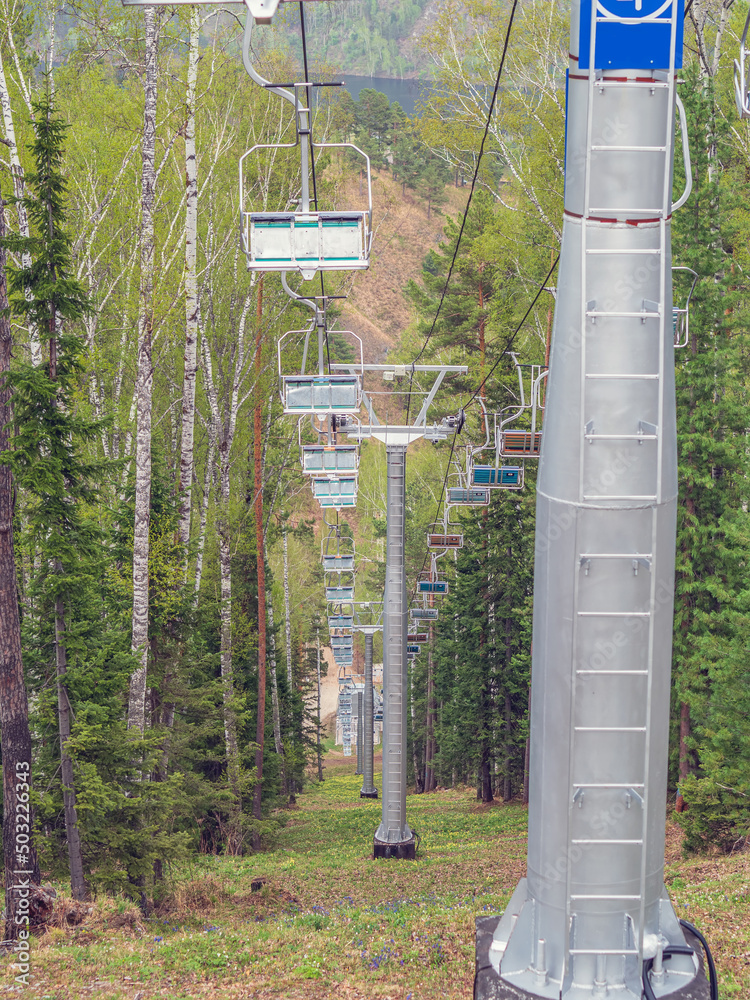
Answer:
3, 754, 749, 999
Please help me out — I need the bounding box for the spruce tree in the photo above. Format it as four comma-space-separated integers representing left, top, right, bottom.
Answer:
3, 90, 111, 901
670, 66, 750, 839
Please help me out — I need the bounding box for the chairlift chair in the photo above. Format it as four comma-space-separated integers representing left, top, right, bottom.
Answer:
240, 118, 373, 278
312, 477, 358, 508
407, 633, 429, 643
428, 532, 463, 550
278, 327, 364, 416
467, 401, 525, 489
495, 355, 546, 461
417, 580, 449, 595
672, 266, 699, 349
410, 607, 439, 621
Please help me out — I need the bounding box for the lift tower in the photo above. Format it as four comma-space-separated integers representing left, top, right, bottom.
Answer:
476, 0, 709, 997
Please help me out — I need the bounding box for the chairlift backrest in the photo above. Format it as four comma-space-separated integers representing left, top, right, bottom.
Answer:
499, 430, 542, 458
447, 487, 490, 506
410, 607, 439, 620
302, 444, 359, 475
282, 375, 361, 415
417, 581, 449, 595
428, 533, 463, 549
472, 465, 524, 489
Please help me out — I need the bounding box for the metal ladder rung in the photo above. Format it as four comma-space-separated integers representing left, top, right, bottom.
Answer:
573, 783, 645, 789
574, 726, 647, 733
569, 948, 640, 956
585, 433, 657, 441
583, 494, 657, 501
579, 552, 653, 559
585, 248, 661, 257
577, 670, 649, 676
588, 208, 665, 217
577, 611, 650, 618
590, 145, 667, 153
587, 310, 660, 319
585, 373, 659, 380
570, 894, 641, 901
571, 839, 644, 845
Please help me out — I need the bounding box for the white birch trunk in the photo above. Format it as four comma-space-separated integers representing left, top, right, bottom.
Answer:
0, 46, 40, 366
268, 602, 284, 756
283, 529, 293, 690
218, 448, 240, 796
128, 7, 159, 734
193, 429, 214, 598
178, 6, 200, 561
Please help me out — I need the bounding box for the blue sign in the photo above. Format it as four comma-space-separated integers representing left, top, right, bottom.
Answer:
578, 0, 683, 70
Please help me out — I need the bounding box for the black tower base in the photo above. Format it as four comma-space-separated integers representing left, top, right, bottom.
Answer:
474, 917, 712, 1000
373, 835, 415, 859
360, 789, 379, 799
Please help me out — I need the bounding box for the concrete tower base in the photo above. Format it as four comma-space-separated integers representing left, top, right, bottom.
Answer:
373, 835, 415, 859
475, 917, 712, 1000
360, 789, 379, 799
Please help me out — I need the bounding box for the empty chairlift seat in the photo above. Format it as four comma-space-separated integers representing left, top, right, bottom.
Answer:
282, 375, 361, 415
500, 430, 542, 457
328, 614, 354, 630
417, 581, 449, 595
326, 584, 354, 602
302, 445, 359, 475
471, 465, 523, 488
447, 487, 490, 505
243, 212, 370, 276
331, 635, 353, 650
312, 477, 357, 508
407, 645, 421, 655
410, 607, 439, 621
428, 533, 463, 549
407, 633, 429, 643
322, 554, 355, 573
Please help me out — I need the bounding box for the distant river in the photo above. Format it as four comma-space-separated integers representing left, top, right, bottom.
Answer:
340, 75, 435, 117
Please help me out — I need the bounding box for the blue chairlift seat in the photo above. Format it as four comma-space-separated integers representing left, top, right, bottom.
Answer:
331, 635, 353, 649
328, 615, 354, 630
500, 430, 542, 458
243, 211, 370, 275
302, 444, 359, 475
408, 633, 429, 643
410, 608, 439, 621
282, 375, 361, 415
313, 477, 357, 508
428, 533, 463, 549
322, 554, 354, 573
472, 465, 523, 488
447, 487, 490, 505
326, 585, 354, 602
417, 581, 448, 595
407, 645, 421, 654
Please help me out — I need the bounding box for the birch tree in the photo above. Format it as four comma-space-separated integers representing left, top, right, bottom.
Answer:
128, 7, 160, 734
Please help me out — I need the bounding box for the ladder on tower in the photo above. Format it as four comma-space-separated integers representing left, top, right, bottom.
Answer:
566, 0, 684, 983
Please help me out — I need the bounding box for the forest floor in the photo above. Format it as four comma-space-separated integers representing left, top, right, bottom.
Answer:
4, 752, 749, 999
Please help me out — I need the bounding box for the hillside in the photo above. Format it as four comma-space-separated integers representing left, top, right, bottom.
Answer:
337, 168, 470, 362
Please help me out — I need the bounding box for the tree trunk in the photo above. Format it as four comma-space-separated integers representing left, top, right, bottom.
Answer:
217, 438, 242, 849
268, 601, 286, 796
0, 48, 40, 366
675, 701, 691, 813
0, 199, 42, 940
54, 589, 88, 900
128, 7, 159, 734
282, 529, 295, 800
316, 631, 324, 782
177, 6, 200, 560
252, 283, 267, 850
